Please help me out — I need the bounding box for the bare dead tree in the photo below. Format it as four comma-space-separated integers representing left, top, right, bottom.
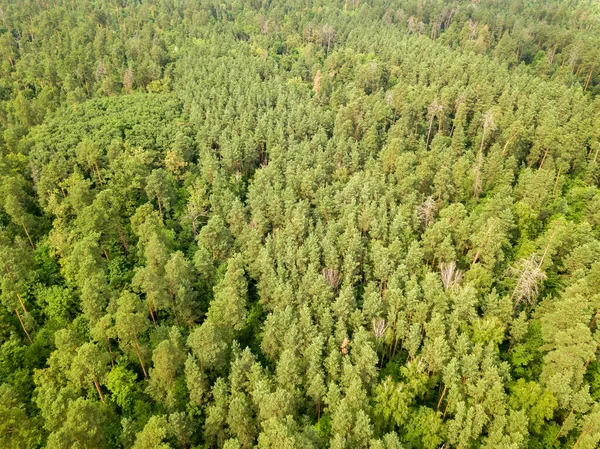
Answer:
123, 67, 134, 94
382, 9, 394, 26
440, 261, 463, 290
385, 90, 394, 107
321, 24, 335, 55
407, 16, 418, 33
509, 254, 547, 310
427, 99, 444, 147
340, 336, 350, 355
373, 317, 389, 368
417, 196, 437, 227
468, 19, 478, 40
313, 69, 322, 95
322, 267, 340, 290
480, 110, 497, 154
95, 60, 108, 81
372, 318, 388, 340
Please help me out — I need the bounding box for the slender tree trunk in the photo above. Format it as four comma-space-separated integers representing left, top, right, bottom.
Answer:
389, 321, 396, 357
94, 378, 105, 403
538, 148, 549, 169
479, 129, 486, 155
133, 335, 148, 379
16, 292, 27, 314
443, 398, 450, 419
549, 45, 557, 63
147, 297, 157, 327
157, 196, 163, 217
584, 67, 594, 91
574, 424, 594, 448
168, 287, 181, 327
15, 309, 33, 344
539, 230, 556, 266
501, 135, 515, 155
551, 407, 574, 446
590, 309, 600, 330
552, 166, 562, 196
437, 385, 447, 410
23, 223, 34, 249
94, 162, 103, 186
426, 116, 435, 148
392, 336, 399, 357
107, 338, 115, 368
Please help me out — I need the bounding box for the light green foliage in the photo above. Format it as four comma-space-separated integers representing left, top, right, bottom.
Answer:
132, 415, 171, 449
509, 379, 557, 433
146, 327, 186, 410
68, 342, 111, 400
106, 365, 139, 411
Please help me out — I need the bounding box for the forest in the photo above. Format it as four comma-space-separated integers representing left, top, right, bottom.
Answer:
1, 0, 600, 448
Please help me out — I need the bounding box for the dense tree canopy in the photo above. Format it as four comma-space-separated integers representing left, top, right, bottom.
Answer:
1, 0, 600, 448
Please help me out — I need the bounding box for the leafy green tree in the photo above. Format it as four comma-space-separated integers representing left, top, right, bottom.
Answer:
1, 176, 36, 248
68, 342, 111, 403
145, 169, 176, 217
146, 327, 186, 410
45, 398, 110, 449
76, 138, 104, 186
63, 233, 111, 324
113, 291, 150, 379
0, 384, 41, 449
0, 235, 35, 342
132, 415, 171, 449
164, 251, 197, 327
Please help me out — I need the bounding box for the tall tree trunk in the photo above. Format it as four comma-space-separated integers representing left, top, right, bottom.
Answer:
147, 297, 157, 327
94, 162, 103, 186
549, 45, 557, 64
107, 338, 115, 368
93, 378, 105, 403
584, 67, 594, 91
551, 407, 574, 446
23, 223, 34, 249
15, 309, 33, 344
426, 115, 435, 148
134, 335, 148, 379
168, 286, 181, 327
157, 196, 163, 217
16, 292, 27, 314
437, 385, 447, 410
538, 148, 549, 169
552, 166, 562, 196
573, 424, 594, 448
